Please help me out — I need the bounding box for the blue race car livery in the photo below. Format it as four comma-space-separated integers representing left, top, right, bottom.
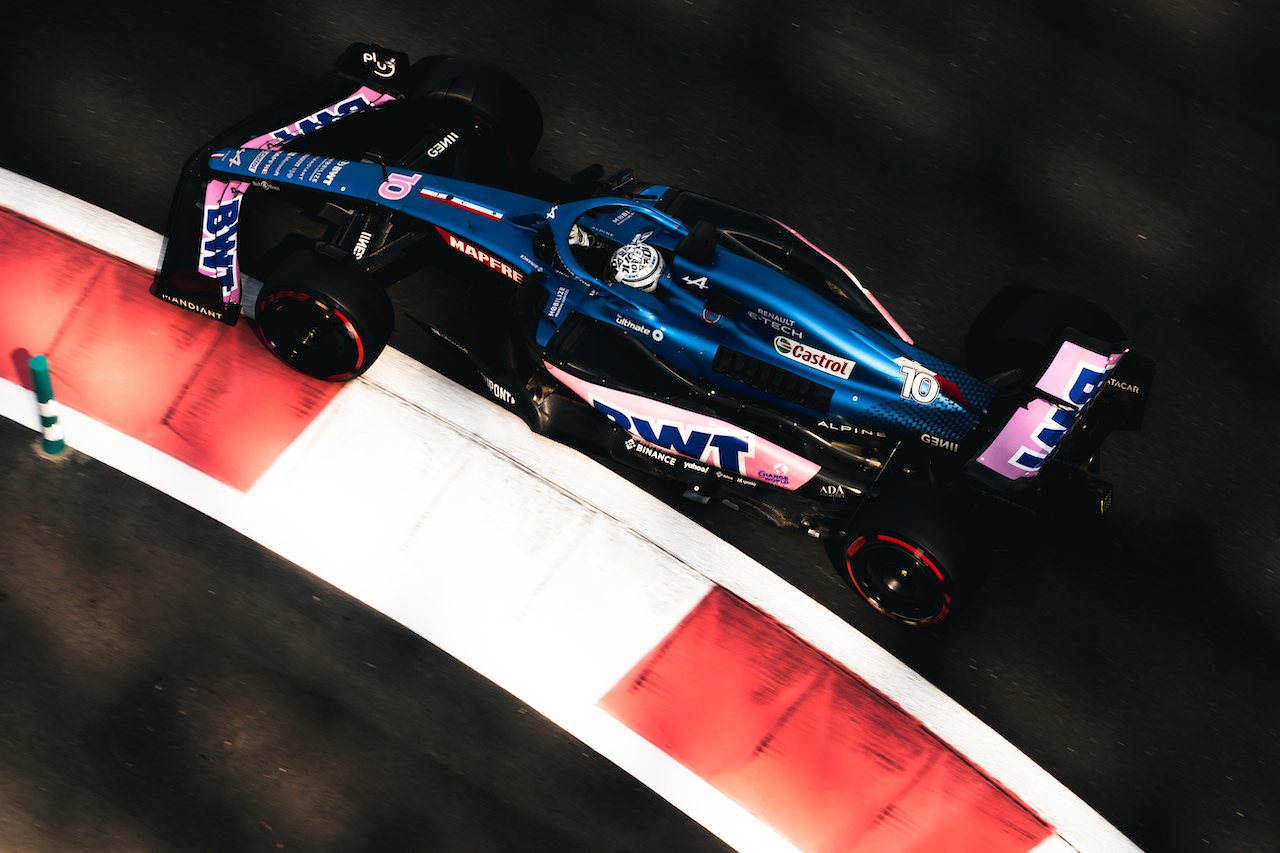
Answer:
155, 44, 1153, 625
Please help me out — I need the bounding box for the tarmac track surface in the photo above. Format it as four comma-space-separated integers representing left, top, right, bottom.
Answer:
2, 2, 1279, 852
0, 416, 732, 853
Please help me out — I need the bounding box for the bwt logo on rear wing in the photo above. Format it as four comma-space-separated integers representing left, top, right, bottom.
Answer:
973, 337, 1128, 482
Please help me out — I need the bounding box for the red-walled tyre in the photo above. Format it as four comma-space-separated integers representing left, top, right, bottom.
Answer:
254, 250, 394, 381
832, 482, 969, 627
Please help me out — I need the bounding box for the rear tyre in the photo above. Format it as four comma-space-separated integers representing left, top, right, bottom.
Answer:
832, 482, 968, 626
965, 286, 1126, 381
254, 249, 394, 381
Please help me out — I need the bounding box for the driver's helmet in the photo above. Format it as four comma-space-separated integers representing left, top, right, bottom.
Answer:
610, 239, 665, 292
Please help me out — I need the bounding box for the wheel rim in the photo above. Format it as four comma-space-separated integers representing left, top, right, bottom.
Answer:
846, 534, 950, 625
257, 291, 364, 380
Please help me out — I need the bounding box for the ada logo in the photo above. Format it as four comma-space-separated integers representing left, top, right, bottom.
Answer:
774, 337, 855, 380
819, 484, 847, 499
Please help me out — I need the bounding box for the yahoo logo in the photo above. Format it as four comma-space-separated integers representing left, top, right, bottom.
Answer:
590, 400, 753, 474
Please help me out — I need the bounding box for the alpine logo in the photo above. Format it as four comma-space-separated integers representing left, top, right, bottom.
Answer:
773, 337, 854, 380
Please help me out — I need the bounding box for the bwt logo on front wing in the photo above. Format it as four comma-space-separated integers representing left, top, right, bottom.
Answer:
774, 337, 854, 380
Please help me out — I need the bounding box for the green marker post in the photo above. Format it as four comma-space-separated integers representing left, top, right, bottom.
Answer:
29, 355, 65, 455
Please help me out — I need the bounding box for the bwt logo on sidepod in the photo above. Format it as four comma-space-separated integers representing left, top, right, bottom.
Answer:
773, 337, 854, 380
591, 400, 754, 474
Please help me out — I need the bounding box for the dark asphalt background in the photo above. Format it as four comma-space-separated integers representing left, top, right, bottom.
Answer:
2, 2, 1279, 852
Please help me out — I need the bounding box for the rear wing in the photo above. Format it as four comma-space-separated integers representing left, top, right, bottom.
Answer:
152, 43, 410, 324
966, 330, 1145, 490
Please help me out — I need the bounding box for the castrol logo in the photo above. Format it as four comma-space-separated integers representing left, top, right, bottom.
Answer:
773, 337, 855, 380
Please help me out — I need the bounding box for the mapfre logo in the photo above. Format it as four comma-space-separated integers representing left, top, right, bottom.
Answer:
773, 337, 854, 380
436, 229, 524, 283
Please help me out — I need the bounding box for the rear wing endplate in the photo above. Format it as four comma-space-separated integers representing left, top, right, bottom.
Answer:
966, 331, 1133, 489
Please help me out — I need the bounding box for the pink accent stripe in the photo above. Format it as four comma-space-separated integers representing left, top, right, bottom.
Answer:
601, 587, 1053, 853
770, 217, 914, 345
241, 85, 399, 150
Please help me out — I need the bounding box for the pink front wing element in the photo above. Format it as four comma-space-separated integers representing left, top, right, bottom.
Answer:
241, 86, 399, 150
546, 363, 821, 490
199, 178, 248, 303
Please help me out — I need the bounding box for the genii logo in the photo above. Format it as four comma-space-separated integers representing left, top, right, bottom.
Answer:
773, 337, 854, 380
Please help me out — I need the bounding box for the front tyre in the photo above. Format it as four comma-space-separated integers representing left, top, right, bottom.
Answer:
254, 250, 394, 381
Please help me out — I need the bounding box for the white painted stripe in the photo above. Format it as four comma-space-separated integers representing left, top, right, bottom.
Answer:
0, 168, 1143, 853
38, 400, 59, 419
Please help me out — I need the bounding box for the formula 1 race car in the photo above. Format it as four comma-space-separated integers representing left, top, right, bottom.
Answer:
154, 43, 1153, 626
